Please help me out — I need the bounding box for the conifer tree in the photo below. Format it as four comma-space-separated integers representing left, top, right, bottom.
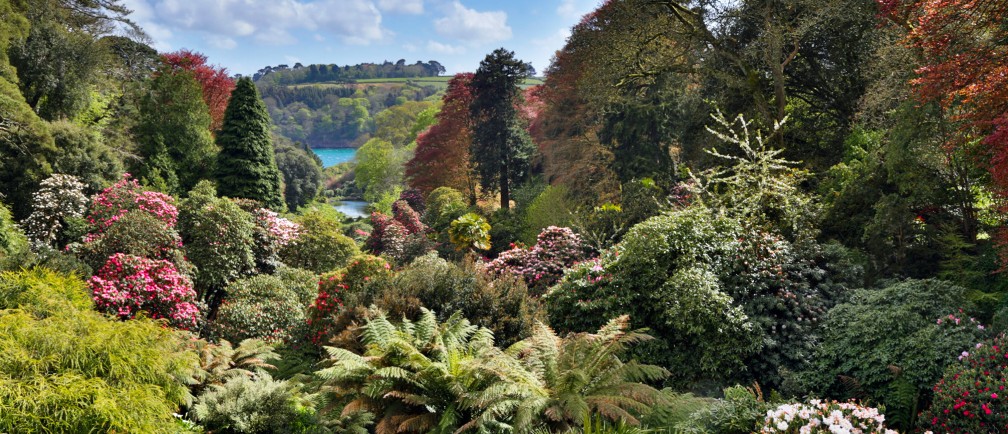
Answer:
214, 77, 284, 210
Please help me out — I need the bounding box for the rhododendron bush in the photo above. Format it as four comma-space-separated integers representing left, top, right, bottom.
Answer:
760, 400, 898, 433
923, 333, 1008, 433
86, 174, 178, 232
23, 174, 88, 249
364, 200, 432, 264
306, 255, 392, 346
485, 226, 587, 295
89, 253, 200, 329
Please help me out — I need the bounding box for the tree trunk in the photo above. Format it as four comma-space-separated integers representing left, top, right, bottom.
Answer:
500, 157, 510, 210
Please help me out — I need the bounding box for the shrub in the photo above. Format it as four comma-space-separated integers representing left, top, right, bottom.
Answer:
78, 210, 188, 272
46, 120, 123, 194
249, 206, 300, 273
280, 209, 359, 273
191, 371, 317, 434
365, 202, 432, 265
423, 186, 466, 231
90, 253, 201, 330
306, 255, 393, 346
805, 279, 987, 429
922, 333, 1008, 433
387, 254, 540, 346
545, 208, 759, 386
675, 385, 773, 434
0, 269, 197, 433
22, 173, 88, 249
179, 181, 257, 302
0, 202, 28, 266
213, 268, 317, 344
398, 188, 425, 215
760, 400, 897, 433
448, 212, 491, 252
571, 203, 627, 252
486, 226, 588, 295
85, 173, 178, 232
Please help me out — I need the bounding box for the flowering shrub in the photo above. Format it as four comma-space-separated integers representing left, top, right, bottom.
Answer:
77, 210, 188, 272
306, 255, 392, 345
89, 253, 199, 329
254, 208, 300, 246
922, 333, 1008, 433
485, 226, 587, 295
23, 174, 88, 249
365, 202, 432, 265
760, 400, 897, 433
86, 174, 178, 232
392, 200, 424, 235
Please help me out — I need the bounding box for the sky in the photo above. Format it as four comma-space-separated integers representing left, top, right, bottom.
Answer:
120, 0, 603, 77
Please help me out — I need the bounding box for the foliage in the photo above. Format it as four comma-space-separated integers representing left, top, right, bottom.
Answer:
78, 209, 188, 272
545, 208, 759, 386
0, 203, 27, 265
386, 254, 540, 347
22, 173, 87, 249
470, 48, 536, 209
306, 255, 393, 347
89, 253, 200, 329
423, 186, 468, 233
406, 73, 478, 200
0, 60, 56, 220
365, 202, 432, 264
689, 111, 820, 241
0, 268, 197, 433
922, 333, 1008, 433
449, 212, 492, 252
805, 279, 988, 428
355, 137, 411, 204
760, 399, 897, 433
674, 385, 773, 434
398, 188, 425, 215
516, 317, 670, 431
571, 203, 627, 252
215, 77, 285, 210
246, 205, 300, 273
46, 120, 123, 194
191, 371, 317, 434
486, 226, 588, 295
316, 308, 544, 434
213, 267, 318, 344
161, 49, 236, 132
135, 64, 216, 195
279, 209, 358, 273
178, 182, 255, 305
522, 185, 574, 245
275, 142, 323, 211
188, 338, 279, 395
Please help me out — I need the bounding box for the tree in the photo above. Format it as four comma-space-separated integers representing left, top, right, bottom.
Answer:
135, 64, 216, 195
274, 143, 323, 211
406, 73, 479, 202
470, 48, 536, 210
161, 49, 236, 132
214, 77, 284, 210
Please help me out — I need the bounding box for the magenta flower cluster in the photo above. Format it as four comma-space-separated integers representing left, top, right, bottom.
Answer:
485, 226, 588, 295
86, 174, 178, 235
89, 253, 200, 330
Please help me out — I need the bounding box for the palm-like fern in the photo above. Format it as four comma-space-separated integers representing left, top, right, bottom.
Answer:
318, 307, 545, 434
189, 338, 279, 394
514, 316, 670, 431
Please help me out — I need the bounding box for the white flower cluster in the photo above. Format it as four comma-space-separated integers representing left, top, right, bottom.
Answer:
23, 174, 87, 249
761, 399, 899, 434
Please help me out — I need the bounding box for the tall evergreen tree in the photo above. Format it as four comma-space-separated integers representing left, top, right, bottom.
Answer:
470, 48, 535, 210
214, 77, 284, 210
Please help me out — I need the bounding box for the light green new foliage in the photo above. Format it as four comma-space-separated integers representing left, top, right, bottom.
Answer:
179, 181, 256, 302
0, 203, 28, 264
215, 77, 284, 210
279, 209, 359, 273
522, 185, 574, 245
0, 269, 198, 433
449, 212, 491, 251
317, 308, 546, 434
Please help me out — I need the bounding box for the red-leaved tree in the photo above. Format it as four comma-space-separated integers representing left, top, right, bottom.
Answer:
161, 49, 236, 132
879, 0, 1008, 259
405, 73, 479, 203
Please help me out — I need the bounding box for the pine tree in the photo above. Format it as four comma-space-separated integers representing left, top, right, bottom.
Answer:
214, 77, 284, 210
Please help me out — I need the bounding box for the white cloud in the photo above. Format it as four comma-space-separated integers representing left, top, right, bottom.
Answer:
426, 40, 465, 55
557, 0, 599, 20
206, 35, 237, 49
402, 42, 418, 52
125, 0, 387, 48
433, 1, 511, 43
378, 0, 423, 14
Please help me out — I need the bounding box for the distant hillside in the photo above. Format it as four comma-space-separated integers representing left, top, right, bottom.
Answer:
253, 60, 445, 86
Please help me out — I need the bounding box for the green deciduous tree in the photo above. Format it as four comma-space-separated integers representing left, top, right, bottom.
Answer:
135, 64, 216, 195
275, 142, 323, 211
215, 77, 284, 210
470, 48, 536, 210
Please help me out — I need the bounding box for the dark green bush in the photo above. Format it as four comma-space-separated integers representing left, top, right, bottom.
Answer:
213, 267, 318, 344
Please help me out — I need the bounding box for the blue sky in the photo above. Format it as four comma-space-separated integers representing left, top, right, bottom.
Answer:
121, 0, 602, 77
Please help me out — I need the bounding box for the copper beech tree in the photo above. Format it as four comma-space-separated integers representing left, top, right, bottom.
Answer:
161, 49, 236, 132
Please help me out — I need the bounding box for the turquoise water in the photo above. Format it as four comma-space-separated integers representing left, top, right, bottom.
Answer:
313, 148, 357, 168
334, 200, 369, 219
